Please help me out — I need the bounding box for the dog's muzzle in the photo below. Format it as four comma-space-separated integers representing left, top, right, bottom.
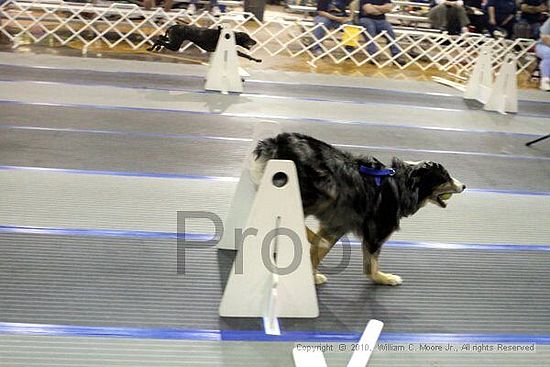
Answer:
434, 178, 466, 208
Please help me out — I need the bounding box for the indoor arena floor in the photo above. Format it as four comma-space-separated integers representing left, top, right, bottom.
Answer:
0, 51, 549, 366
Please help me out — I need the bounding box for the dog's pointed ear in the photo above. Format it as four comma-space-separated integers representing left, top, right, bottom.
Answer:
407, 161, 434, 187
407, 166, 423, 187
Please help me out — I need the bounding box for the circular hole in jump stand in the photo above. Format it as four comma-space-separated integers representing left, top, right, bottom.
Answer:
225, 33, 231, 40
272, 172, 288, 188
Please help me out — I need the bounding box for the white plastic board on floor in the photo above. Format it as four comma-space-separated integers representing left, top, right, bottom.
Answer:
292, 319, 384, 367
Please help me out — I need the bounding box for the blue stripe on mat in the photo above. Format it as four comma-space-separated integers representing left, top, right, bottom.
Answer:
0, 125, 253, 143
1, 125, 548, 162
0, 165, 238, 182
1, 225, 549, 252
0, 78, 471, 115
14, 77, 550, 119
1, 165, 549, 197
2, 62, 549, 105
0, 99, 541, 138
1, 67, 549, 108
1, 322, 549, 344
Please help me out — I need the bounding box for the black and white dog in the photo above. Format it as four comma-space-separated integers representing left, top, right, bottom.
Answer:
148, 24, 261, 62
251, 133, 466, 286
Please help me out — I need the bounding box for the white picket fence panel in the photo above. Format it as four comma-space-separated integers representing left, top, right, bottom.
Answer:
0, 0, 537, 78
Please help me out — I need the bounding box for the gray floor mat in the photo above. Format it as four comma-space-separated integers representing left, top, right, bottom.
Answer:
1, 125, 549, 192
1, 65, 549, 118
2, 233, 549, 334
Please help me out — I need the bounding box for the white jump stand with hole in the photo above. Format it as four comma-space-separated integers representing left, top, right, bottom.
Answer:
204, 26, 244, 94
218, 159, 319, 331
483, 55, 517, 114
217, 121, 281, 251
434, 49, 518, 115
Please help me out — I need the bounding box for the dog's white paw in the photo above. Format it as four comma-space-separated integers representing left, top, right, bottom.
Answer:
370, 272, 402, 286
314, 272, 328, 285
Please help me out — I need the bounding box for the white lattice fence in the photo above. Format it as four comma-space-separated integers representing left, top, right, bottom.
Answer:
0, 0, 250, 54
431, 33, 539, 79
0, 0, 537, 77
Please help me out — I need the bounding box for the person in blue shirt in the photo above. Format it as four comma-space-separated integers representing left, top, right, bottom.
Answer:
486, 0, 517, 39
519, 0, 547, 39
536, 18, 550, 91
312, 0, 352, 55
357, 0, 402, 60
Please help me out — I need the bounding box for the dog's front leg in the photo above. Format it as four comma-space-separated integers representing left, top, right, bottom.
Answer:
362, 245, 402, 286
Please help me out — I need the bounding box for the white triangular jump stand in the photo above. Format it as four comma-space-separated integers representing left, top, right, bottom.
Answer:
436, 49, 518, 115
484, 55, 517, 114
464, 46, 493, 104
217, 121, 281, 250
204, 26, 244, 94
219, 160, 319, 320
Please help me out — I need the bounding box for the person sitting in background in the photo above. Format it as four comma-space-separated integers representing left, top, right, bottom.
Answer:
312, 0, 352, 55
464, 0, 487, 33
357, 0, 403, 61
143, 0, 173, 12
428, 0, 470, 35
519, 0, 547, 39
536, 18, 550, 91
187, 0, 222, 16
486, 0, 517, 39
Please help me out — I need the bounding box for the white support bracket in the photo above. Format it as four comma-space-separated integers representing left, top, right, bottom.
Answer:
219, 159, 319, 320
484, 55, 518, 114
464, 46, 493, 104
438, 50, 518, 115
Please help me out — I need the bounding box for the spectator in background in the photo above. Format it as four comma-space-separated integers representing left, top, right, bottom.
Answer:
519, 0, 547, 39
428, 0, 470, 35
312, 0, 352, 55
486, 0, 517, 39
143, 0, 173, 11
358, 0, 403, 61
537, 18, 550, 90
188, 0, 222, 16
464, 0, 487, 33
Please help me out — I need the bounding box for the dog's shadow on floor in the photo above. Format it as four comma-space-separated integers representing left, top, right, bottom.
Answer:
145, 89, 252, 114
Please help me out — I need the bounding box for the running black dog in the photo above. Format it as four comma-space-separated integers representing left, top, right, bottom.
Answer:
148, 24, 261, 62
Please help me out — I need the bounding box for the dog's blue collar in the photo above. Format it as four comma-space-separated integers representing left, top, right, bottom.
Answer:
359, 165, 396, 187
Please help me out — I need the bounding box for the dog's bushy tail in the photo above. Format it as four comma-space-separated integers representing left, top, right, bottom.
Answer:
253, 138, 278, 161
249, 137, 278, 185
